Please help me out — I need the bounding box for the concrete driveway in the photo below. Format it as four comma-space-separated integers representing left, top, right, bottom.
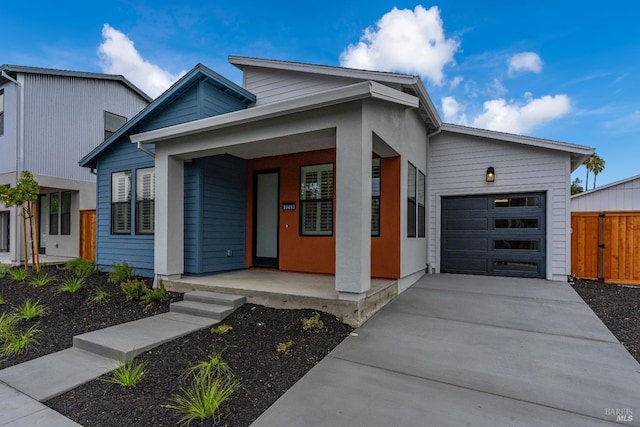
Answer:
251, 274, 640, 426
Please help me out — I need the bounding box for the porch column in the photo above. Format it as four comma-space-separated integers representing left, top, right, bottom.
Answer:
155, 153, 184, 279
335, 123, 372, 299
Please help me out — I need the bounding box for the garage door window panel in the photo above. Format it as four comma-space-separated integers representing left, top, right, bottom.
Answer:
495, 218, 539, 229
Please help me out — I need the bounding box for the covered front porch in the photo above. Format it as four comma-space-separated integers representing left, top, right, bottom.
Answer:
163, 270, 398, 326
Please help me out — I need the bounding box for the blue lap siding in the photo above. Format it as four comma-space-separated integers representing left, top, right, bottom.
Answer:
89, 67, 255, 277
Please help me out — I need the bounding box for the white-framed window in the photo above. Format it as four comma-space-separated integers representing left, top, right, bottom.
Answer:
407, 162, 426, 238
300, 163, 333, 236
136, 167, 155, 234
111, 171, 131, 234
371, 158, 381, 237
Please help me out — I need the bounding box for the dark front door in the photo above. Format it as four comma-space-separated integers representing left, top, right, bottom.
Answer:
253, 170, 279, 268
441, 193, 546, 278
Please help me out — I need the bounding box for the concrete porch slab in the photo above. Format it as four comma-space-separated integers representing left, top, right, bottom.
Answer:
164, 270, 398, 326
0, 382, 81, 426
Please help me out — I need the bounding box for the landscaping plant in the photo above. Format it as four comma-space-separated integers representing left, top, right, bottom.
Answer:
210, 324, 232, 335
1, 324, 40, 358
8, 268, 28, 282
0, 264, 11, 278
120, 279, 149, 302
108, 261, 134, 284
13, 299, 51, 320
102, 356, 147, 388
276, 340, 294, 353
64, 258, 95, 278
87, 288, 110, 305
57, 276, 85, 293
301, 312, 324, 331
29, 272, 55, 287
139, 280, 168, 305
183, 349, 233, 379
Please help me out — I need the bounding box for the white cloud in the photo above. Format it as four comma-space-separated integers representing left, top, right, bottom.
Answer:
339, 5, 459, 85
98, 24, 186, 98
441, 96, 467, 124
471, 93, 571, 134
449, 75, 463, 90
508, 52, 542, 76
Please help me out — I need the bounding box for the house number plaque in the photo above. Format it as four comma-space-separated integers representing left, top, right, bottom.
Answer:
282, 202, 296, 211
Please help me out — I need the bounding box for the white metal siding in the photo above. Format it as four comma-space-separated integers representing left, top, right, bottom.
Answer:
0, 82, 18, 175
429, 131, 571, 281
571, 178, 640, 211
22, 74, 149, 182
245, 68, 367, 106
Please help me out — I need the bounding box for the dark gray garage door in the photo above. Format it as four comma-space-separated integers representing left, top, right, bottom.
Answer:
441, 193, 546, 278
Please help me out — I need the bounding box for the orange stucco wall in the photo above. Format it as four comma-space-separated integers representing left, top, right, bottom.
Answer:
246, 149, 400, 279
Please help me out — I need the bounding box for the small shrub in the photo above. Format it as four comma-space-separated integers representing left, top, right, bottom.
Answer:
0, 312, 18, 338
13, 300, 50, 321
65, 257, 95, 278
0, 294, 4, 305
58, 276, 85, 293
139, 280, 167, 305
183, 349, 232, 379
8, 269, 28, 282
87, 288, 110, 305
210, 324, 232, 335
108, 261, 134, 284
0, 324, 40, 357
0, 264, 11, 278
120, 279, 149, 302
276, 340, 294, 353
301, 312, 324, 331
168, 370, 239, 426
29, 272, 55, 288
102, 357, 147, 388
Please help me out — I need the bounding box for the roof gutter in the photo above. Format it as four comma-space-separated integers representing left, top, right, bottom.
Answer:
136, 141, 156, 158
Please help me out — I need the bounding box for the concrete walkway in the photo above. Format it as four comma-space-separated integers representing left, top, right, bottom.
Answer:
251, 274, 640, 426
0, 291, 244, 426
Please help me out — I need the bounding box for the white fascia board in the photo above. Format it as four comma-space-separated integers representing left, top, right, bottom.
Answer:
131, 81, 418, 145
440, 123, 594, 155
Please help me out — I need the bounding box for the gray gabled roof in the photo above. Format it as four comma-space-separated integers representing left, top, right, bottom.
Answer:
0, 64, 152, 103
229, 55, 442, 131
79, 63, 256, 169
571, 174, 640, 199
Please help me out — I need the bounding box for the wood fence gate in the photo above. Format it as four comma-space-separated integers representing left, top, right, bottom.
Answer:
571, 211, 640, 284
80, 209, 96, 261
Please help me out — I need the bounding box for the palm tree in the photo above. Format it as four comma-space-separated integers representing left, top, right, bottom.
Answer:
591, 154, 605, 189
583, 155, 595, 190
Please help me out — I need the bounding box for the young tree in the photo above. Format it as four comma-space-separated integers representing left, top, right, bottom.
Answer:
0, 171, 41, 271
571, 177, 584, 195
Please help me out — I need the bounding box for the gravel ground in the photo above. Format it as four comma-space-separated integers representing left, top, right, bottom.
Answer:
571, 279, 640, 362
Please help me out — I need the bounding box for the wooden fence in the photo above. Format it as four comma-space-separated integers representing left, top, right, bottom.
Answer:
571, 211, 640, 284
80, 210, 96, 261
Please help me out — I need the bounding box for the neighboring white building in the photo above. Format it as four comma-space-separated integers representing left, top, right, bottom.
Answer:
0, 65, 150, 263
571, 174, 640, 212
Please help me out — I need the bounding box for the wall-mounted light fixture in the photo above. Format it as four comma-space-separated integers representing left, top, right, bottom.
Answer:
486, 167, 495, 183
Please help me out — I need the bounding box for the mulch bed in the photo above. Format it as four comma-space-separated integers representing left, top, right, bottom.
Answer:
572, 279, 640, 362
0, 263, 353, 426
0, 265, 182, 370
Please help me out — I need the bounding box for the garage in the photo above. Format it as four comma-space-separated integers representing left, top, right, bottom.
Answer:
441, 193, 546, 278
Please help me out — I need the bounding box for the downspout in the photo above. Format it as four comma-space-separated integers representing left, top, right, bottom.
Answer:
3, 70, 24, 265
136, 141, 156, 158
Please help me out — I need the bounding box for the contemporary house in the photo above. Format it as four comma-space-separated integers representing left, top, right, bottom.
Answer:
571, 175, 640, 284
80, 57, 593, 319
0, 65, 150, 264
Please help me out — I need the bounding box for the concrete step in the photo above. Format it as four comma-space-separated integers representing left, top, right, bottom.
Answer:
73, 313, 218, 361
170, 300, 234, 320
183, 290, 246, 309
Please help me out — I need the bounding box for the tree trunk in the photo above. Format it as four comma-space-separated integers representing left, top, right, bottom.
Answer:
21, 208, 28, 271
32, 201, 40, 272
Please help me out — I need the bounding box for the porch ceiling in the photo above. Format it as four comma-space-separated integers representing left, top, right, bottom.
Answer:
178, 128, 337, 161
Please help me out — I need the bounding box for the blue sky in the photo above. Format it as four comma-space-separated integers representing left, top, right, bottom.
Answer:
3, 1, 638, 187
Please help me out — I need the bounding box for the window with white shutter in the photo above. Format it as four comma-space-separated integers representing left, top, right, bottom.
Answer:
136, 168, 155, 234
300, 163, 333, 236
111, 171, 131, 234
